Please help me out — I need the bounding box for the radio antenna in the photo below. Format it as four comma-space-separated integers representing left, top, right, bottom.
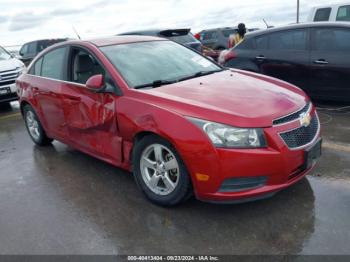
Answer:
72, 26, 81, 39
263, 19, 269, 29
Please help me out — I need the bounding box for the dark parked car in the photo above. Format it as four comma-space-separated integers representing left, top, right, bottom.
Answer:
19, 39, 69, 66
220, 22, 350, 102
119, 29, 202, 53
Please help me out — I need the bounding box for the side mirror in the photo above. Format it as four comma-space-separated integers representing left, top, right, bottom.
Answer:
86, 74, 104, 91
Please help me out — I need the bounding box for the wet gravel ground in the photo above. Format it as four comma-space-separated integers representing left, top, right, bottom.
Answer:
0, 101, 349, 255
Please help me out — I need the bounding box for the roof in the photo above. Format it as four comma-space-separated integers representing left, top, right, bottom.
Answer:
118, 28, 191, 37
310, 2, 350, 9
245, 22, 350, 38
200, 27, 238, 32
82, 35, 166, 47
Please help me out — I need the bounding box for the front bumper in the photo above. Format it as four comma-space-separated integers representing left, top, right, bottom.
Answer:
0, 83, 18, 103
185, 110, 321, 203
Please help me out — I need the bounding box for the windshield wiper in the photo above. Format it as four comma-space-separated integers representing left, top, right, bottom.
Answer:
176, 69, 223, 82
133, 69, 224, 89
134, 79, 175, 89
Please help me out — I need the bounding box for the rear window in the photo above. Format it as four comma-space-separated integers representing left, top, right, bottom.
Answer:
314, 8, 331, 21
222, 29, 237, 37
168, 33, 197, 44
336, 5, 350, 21
201, 31, 218, 40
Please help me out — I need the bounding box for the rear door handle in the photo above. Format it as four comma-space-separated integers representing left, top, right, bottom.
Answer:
255, 55, 266, 60
314, 59, 329, 65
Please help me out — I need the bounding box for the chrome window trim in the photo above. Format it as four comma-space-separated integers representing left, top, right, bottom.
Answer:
278, 112, 320, 151
273, 102, 311, 126
26, 73, 86, 88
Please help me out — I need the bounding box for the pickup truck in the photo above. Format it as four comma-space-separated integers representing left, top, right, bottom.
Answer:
0, 45, 25, 104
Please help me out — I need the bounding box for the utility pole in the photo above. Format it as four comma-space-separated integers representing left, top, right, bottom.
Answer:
297, 0, 300, 23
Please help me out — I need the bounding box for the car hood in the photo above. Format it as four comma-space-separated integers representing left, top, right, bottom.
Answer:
0, 58, 23, 72
145, 70, 308, 127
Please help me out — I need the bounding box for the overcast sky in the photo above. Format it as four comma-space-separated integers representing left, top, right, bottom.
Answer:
0, 0, 348, 48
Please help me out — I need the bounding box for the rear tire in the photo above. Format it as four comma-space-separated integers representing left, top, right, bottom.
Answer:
23, 104, 53, 146
133, 135, 192, 206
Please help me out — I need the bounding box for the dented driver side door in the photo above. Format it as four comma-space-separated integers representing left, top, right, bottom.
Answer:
60, 46, 123, 163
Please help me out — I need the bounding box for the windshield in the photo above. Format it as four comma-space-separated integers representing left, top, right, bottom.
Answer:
0, 46, 11, 60
101, 40, 221, 88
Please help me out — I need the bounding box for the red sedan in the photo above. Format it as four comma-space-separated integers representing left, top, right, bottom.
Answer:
16, 36, 321, 206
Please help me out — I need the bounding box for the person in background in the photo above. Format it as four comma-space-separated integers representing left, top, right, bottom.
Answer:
194, 32, 201, 40
228, 23, 247, 48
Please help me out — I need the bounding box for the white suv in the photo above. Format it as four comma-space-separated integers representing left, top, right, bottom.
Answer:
308, 3, 350, 22
0, 46, 25, 104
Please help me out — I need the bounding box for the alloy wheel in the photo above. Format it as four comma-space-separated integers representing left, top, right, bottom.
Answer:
26, 111, 40, 141
140, 144, 180, 196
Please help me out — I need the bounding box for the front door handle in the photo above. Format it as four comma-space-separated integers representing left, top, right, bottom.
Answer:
255, 55, 266, 60
314, 59, 329, 65
63, 95, 81, 102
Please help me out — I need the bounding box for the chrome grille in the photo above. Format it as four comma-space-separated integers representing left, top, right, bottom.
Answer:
273, 102, 310, 125
280, 115, 319, 149
0, 69, 19, 85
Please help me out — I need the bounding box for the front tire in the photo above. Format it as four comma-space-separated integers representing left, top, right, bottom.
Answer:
23, 104, 53, 146
133, 135, 192, 206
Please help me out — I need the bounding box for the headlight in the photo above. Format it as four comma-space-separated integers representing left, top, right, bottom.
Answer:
16, 64, 25, 74
187, 117, 267, 148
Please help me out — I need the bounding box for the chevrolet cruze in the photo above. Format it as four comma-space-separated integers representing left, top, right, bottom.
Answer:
16, 36, 321, 206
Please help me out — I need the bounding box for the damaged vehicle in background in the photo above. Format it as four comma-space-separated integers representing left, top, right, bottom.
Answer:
17, 36, 321, 206
0, 45, 25, 104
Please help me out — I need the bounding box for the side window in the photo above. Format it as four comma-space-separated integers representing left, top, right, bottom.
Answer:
313, 28, 350, 52
20, 44, 28, 56
255, 35, 268, 49
336, 5, 350, 21
29, 57, 43, 75
269, 30, 307, 50
236, 38, 254, 50
37, 41, 49, 52
28, 42, 37, 55
314, 8, 331, 21
41, 47, 67, 80
70, 49, 105, 85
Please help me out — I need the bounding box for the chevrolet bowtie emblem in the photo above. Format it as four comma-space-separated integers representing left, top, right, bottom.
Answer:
299, 112, 311, 127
